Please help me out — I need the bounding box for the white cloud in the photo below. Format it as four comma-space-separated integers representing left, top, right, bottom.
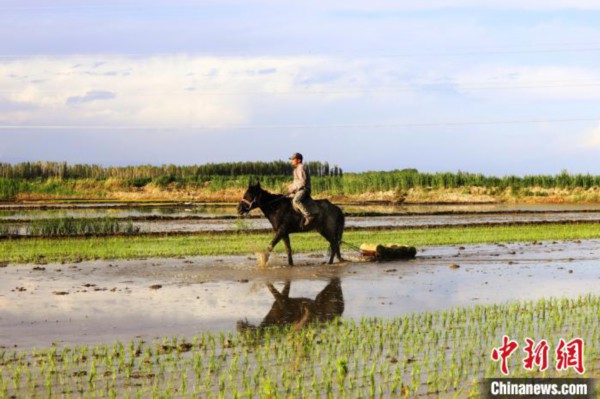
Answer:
2, 54, 600, 133
0, 55, 425, 128
0, 56, 260, 127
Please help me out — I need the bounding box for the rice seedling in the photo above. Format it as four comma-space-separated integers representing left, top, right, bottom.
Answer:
0, 224, 17, 237
3, 222, 600, 264
26, 217, 140, 237
1, 294, 598, 398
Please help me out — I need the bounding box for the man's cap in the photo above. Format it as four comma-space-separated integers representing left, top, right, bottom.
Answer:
289, 152, 303, 161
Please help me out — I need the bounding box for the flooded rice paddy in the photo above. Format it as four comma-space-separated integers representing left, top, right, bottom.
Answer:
1, 201, 600, 350
4, 202, 600, 234
1, 239, 599, 349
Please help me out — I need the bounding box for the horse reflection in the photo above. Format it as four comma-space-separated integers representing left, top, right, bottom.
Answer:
237, 278, 344, 332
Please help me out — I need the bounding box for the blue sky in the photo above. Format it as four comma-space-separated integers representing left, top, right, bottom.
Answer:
1, 1, 600, 174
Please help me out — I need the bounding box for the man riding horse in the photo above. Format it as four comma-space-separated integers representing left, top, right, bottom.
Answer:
287, 152, 314, 227
237, 153, 345, 265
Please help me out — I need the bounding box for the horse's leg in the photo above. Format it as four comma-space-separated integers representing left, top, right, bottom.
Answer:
336, 230, 344, 262
282, 235, 293, 266
267, 231, 285, 252
328, 242, 335, 264
268, 230, 290, 264
327, 235, 344, 264
318, 230, 336, 264
336, 244, 344, 262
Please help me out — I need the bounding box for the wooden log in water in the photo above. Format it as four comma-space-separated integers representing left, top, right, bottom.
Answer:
359, 243, 417, 260
359, 243, 380, 257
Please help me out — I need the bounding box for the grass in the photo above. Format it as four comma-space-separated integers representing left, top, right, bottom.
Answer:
1, 295, 598, 398
1, 222, 600, 264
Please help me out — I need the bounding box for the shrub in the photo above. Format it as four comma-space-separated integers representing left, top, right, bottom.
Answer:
130, 177, 152, 188
0, 178, 19, 201
154, 175, 175, 187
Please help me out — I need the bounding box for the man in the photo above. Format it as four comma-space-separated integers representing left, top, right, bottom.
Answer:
287, 152, 313, 226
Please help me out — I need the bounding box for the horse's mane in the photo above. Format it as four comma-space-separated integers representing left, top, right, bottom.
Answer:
259, 187, 288, 200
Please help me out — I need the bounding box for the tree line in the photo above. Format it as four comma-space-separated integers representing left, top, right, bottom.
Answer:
0, 161, 343, 180
329, 169, 600, 193
1, 162, 600, 201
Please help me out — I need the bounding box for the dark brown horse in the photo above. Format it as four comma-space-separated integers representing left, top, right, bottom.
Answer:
237, 182, 344, 266
237, 279, 344, 332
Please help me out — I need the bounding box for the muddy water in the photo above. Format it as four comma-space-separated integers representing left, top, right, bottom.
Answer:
6, 210, 600, 235
133, 211, 600, 232
1, 240, 599, 349
4, 202, 600, 220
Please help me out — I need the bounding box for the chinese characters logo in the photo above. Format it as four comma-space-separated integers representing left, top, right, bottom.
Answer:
491, 336, 585, 375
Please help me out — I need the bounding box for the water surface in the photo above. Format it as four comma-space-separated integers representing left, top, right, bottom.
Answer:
1, 240, 598, 349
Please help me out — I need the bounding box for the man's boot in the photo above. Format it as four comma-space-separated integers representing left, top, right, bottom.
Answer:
303, 214, 313, 226
293, 200, 313, 227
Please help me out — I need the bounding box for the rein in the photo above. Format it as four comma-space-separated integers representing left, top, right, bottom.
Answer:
262, 195, 288, 207
240, 193, 287, 212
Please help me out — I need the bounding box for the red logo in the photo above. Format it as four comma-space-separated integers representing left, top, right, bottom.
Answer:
491, 335, 519, 375
492, 336, 585, 375
556, 338, 585, 374
522, 338, 549, 372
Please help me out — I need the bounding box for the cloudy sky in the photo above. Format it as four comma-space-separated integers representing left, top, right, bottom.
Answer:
1, 1, 600, 174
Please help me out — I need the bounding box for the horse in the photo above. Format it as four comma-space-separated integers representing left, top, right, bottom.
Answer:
237, 182, 344, 265
237, 279, 344, 332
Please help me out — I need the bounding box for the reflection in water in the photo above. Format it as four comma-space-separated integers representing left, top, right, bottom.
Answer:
2, 240, 600, 349
237, 278, 344, 332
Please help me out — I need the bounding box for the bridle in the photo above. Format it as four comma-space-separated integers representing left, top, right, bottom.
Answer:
240, 197, 257, 212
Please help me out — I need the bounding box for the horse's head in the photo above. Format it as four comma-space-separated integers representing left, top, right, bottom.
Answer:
237, 182, 263, 215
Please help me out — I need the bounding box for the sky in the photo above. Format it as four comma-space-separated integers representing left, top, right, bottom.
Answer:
1, 1, 600, 175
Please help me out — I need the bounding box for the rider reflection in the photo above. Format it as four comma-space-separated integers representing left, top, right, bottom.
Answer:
237, 278, 344, 332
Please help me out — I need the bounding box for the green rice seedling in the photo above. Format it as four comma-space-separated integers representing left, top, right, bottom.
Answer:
2, 294, 600, 398
4, 221, 600, 264
0, 224, 18, 237
26, 217, 140, 237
